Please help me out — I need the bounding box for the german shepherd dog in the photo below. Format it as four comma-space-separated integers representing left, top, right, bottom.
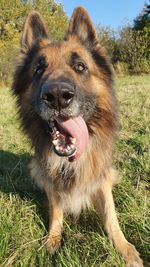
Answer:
12, 7, 143, 267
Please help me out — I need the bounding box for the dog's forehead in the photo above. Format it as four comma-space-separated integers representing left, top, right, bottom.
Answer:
38, 39, 93, 65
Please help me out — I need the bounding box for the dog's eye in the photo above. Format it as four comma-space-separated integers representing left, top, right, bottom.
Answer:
34, 65, 45, 76
73, 62, 87, 73
34, 57, 48, 77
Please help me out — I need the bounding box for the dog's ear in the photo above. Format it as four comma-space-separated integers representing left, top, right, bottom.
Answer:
66, 7, 112, 78
21, 11, 49, 51
66, 7, 97, 48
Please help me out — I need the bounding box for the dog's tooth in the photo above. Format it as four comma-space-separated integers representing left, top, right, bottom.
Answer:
55, 145, 59, 151
67, 145, 71, 150
70, 144, 75, 149
71, 137, 77, 144
52, 140, 58, 146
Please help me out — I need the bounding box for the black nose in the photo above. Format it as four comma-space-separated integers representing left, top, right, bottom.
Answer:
41, 81, 75, 109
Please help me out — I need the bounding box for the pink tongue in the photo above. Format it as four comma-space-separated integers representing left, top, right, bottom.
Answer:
56, 116, 89, 161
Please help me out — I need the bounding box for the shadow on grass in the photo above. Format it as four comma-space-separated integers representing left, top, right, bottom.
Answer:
0, 149, 31, 193
0, 149, 49, 228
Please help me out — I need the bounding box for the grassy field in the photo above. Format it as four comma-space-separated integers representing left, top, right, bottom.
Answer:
0, 75, 150, 267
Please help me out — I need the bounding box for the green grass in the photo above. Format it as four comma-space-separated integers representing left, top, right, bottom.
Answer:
0, 75, 150, 267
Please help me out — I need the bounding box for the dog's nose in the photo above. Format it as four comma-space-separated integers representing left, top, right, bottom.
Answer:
41, 82, 75, 109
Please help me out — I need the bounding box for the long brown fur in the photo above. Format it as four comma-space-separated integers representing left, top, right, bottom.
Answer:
12, 7, 143, 267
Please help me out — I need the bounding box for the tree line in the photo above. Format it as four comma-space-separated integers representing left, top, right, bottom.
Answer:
0, 0, 149, 84
97, 1, 150, 75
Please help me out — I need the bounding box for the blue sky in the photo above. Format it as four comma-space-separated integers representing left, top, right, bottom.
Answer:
57, 0, 146, 29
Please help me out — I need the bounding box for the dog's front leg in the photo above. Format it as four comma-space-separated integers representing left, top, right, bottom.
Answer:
45, 189, 63, 254
93, 171, 143, 267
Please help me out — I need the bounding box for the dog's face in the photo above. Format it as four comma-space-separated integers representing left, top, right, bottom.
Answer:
13, 8, 116, 161
32, 42, 98, 122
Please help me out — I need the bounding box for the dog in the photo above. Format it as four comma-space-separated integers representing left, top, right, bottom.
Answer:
12, 7, 143, 267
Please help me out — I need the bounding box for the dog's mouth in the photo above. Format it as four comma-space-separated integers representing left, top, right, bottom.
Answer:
48, 116, 89, 162
49, 120, 77, 159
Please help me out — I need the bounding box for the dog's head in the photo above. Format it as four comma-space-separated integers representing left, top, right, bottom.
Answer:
13, 7, 117, 161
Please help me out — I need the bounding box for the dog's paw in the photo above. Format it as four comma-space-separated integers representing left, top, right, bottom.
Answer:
46, 233, 61, 254
124, 243, 143, 267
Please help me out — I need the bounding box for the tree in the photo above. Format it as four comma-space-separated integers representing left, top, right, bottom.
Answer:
133, 1, 150, 64
134, 1, 150, 30
114, 1, 150, 74
0, 0, 68, 43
